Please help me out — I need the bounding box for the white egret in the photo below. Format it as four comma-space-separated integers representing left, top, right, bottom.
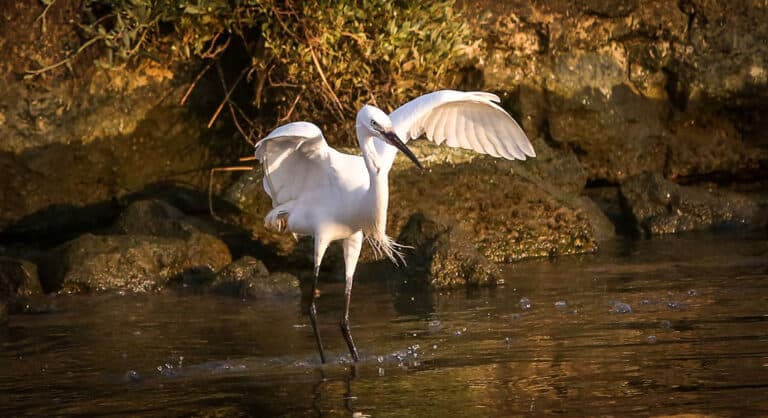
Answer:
253, 90, 535, 362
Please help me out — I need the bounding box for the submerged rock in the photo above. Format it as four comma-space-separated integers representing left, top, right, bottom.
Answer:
610, 301, 633, 314
210, 256, 300, 297
44, 232, 231, 293
0, 256, 43, 299
620, 173, 761, 236
397, 212, 501, 289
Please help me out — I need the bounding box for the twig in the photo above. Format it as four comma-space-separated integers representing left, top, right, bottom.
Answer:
180, 61, 213, 105
207, 65, 248, 129
34, 0, 56, 34
201, 33, 231, 59
214, 62, 256, 145
278, 91, 303, 123
306, 38, 345, 118
25, 36, 102, 76
229, 103, 253, 145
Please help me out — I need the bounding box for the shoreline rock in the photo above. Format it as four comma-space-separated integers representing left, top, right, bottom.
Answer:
44, 232, 232, 293
620, 173, 763, 236
209, 256, 300, 298
397, 213, 502, 289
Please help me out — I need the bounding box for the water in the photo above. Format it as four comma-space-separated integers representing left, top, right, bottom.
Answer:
2, 232, 767, 416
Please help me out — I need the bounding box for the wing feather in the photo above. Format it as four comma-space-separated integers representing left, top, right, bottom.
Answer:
472, 106, 501, 158
253, 122, 333, 207
442, 107, 458, 147
433, 107, 450, 145
455, 110, 470, 150
384, 90, 535, 169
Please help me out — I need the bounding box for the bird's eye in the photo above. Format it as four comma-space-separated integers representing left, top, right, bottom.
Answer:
370, 119, 380, 130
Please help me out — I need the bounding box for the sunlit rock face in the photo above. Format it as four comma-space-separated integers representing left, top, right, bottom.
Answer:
476, 0, 768, 183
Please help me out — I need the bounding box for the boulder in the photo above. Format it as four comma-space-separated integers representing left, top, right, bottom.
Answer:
44, 232, 231, 293
209, 256, 300, 297
397, 213, 502, 289
387, 144, 599, 263
0, 256, 43, 299
620, 173, 762, 236
113, 199, 197, 238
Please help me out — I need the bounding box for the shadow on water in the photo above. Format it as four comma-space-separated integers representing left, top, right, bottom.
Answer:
2, 230, 768, 416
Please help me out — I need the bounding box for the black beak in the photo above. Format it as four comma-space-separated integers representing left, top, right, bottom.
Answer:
383, 131, 423, 169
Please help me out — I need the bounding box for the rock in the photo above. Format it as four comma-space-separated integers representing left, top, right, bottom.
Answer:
665, 112, 765, 180
547, 85, 669, 183
397, 212, 502, 289
210, 256, 300, 297
0, 256, 43, 299
620, 173, 761, 236
581, 0, 639, 17
388, 144, 599, 262
44, 232, 231, 293
113, 199, 198, 238
477, 2, 768, 184
224, 168, 298, 256
577, 196, 616, 242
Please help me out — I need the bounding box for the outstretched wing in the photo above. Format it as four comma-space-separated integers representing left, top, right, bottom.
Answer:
254, 121, 332, 207
378, 90, 535, 168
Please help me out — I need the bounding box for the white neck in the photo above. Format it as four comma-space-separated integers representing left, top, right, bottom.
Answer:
358, 131, 390, 239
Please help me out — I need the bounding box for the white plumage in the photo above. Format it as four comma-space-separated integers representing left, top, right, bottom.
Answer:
252, 90, 534, 363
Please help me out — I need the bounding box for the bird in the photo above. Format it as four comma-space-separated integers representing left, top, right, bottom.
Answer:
252, 90, 535, 363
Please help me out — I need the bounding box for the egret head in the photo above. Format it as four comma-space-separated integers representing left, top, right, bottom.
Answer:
357, 105, 423, 169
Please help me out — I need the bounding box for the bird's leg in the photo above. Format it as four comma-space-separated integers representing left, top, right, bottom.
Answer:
310, 236, 330, 364
309, 265, 326, 364
340, 283, 359, 362
341, 232, 364, 362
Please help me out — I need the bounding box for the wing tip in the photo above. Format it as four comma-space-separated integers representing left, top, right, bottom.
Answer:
468, 91, 501, 103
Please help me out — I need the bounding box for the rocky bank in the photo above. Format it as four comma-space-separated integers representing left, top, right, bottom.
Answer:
0, 1, 766, 296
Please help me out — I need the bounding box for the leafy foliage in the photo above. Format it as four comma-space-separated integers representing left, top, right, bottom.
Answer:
59, 0, 472, 143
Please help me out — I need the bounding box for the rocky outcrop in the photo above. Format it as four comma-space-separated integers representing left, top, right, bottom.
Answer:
397, 213, 501, 288
226, 139, 608, 268
387, 141, 604, 263
0, 2, 244, 237
478, 1, 768, 183
620, 173, 762, 236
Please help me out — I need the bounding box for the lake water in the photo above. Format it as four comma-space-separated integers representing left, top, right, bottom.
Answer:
2, 231, 767, 416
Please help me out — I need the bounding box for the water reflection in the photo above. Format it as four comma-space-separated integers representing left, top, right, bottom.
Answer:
1, 231, 768, 416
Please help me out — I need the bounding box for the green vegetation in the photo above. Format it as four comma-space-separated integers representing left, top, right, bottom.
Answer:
37, 0, 472, 143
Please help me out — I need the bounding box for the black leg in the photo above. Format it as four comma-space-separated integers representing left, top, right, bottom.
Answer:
309, 266, 326, 364
340, 232, 363, 362
340, 284, 359, 362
